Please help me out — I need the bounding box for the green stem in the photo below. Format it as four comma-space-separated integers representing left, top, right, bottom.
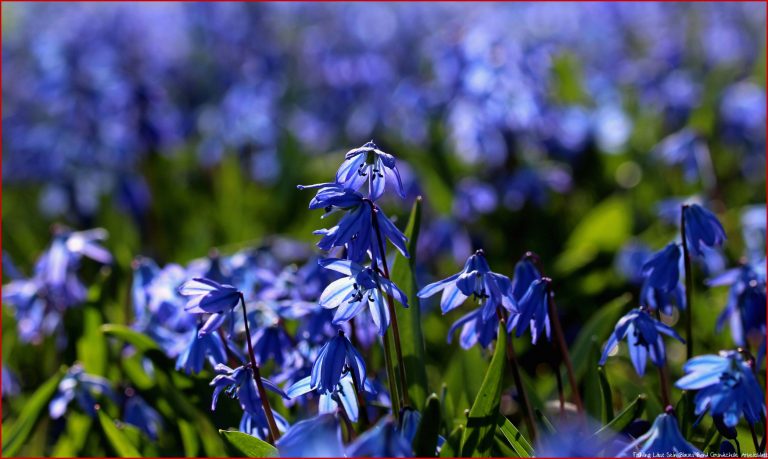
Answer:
239, 294, 280, 443
653, 309, 672, 408
545, 281, 584, 414
382, 330, 402, 416
680, 205, 694, 360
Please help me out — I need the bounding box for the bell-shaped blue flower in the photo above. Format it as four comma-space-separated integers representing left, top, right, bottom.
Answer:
510, 255, 542, 302
179, 278, 241, 314
708, 263, 766, 346
683, 204, 726, 257
619, 411, 701, 456
335, 141, 405, 201
309, 331, 366, 394
252, 325, 296, 367
124, 392, 163, 440
417, 250, 514, 320
599, 308, 684, 376
239, 410, 290, 441
675, 351, 766, 427
276, 413, 344, 458
318, 259, 407, 336
210, 364, 286, 415
287, 372, 375, 423
642, 243, 682, 293
175, 329, 229, 374
447, 308, 499, 350
49, 364, 116, 419
640, 279, 686, 315
507, 278, 551, 344
346, 416, 412, 457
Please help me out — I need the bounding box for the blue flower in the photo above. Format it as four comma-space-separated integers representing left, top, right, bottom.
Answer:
619, 411, 701, 456
308, 331, 366, 394
615, 241, 653, 285
447, 308, 499, 350
210, 364, 286, 415
252, 325, 296, 367
640, 280, 686, 315
335, 141, 405, 201
683, 204, 726, 257
301, 186, 408, 263
653, 128, 712, 184
287, 372, 375, 423
49, 364, 116, 419
675, 351, 766, 427
179, 278, 241, 314
276, 413, 344, 458
175, 329, 230, 375
642, 243, 682, 293
707, 264, 766, 346
239, 410, 290, 441
346, 416, 412, 457
318, 259, 408, 335
599, 308, 684, 376
507, 278, 551, 344
124, 393, 163, 440
510, 255, 542, 302
417, 250, 514, 320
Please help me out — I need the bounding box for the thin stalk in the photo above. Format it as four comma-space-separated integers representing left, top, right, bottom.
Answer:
349, 362, 371, 428
553, 356, 565, 418
239, 294, 280, 443
748, 423, 761, 454
217, 328, 241, 368
545, 283, 584, 414
680, 205, 694, 360
367, 200, 410, 408
382, 330, 402, 416
653, 309, 672, 408
497, 309, 537, 441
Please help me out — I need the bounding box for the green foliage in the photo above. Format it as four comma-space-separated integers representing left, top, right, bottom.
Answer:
218, 430, 277, 458
460, 323, 506, 457
413, 393, 442, 457
598, 366, 615, 424
390, 197, 429, 410
98, 410, 142, 458
594, 394, 646, 439
496, 415, 533, 457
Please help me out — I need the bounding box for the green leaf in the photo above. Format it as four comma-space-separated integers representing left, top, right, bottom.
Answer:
594, 394, 646, 439
460, 323, 506, 457
413, 393, 442, 457
51, 412, 92, 457
77, 306, 107, 375
598, 366, 614, 424
583, 338, 603, 421
97, 410, 142, 457
2, 368, 64, 457
676, 390, 695, 438
555, 195, 632, 274
390, 196, 428, 410
178, 419, 200, 457
101, 324, 160, 353
219, 430, 277, 458
439, 425, 465, 458
496, 416, 533, 457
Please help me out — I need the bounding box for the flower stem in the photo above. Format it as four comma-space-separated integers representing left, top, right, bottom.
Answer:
553, 353, 565, 418
653, 310, 672, 407
382, 330, 402, 416
497, 309, 538, 441
680, 205, 694, 360
367, 201, 410, 409
239, 294, 280, 443
545, 284, 584, 414
749, 423, 760, 454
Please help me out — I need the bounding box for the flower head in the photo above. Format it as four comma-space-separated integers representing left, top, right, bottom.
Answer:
175, 329, 229, 375
642, 243, 682, 293
619, 411, 701, 456
599, 308, 684, 376
417, 250, 513, 320
683, 204, 726, 257
239, 410, 290, 441
49, 364, 116, 419
309, 331, 366, 394
346, 416, 412, 457
708, 263, 766, 346
318, 259, 407, 336
335, 141, 404, 201
210, 364, 285, 414
276, 413, 344, 458
124, 392, 163, 440
447, 308, 499, 350
507, 278, 552, 344
179, 278, 241, 314
675, 350, 766, 427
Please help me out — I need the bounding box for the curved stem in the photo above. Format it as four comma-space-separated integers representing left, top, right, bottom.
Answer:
239, 294, 280, 443
680, 205, 694, 360
546, 287, 584, 414
367, 200, 410, 409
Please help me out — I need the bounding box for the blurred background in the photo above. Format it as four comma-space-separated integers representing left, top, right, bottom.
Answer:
1, 2, 766, 456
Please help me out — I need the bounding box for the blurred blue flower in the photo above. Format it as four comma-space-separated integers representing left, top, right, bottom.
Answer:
318, 259, 407, 335
452, 178, 498, 222
675, 350, 766, 427
346, 416, 412, 457
240, 410, 290, 441
309, 331, 366, 394
124, 393, 163, 440
653, 129, 714, 185
640, 280, 685, 316
210, 364, 286, 415
619, 411, 701, 456
175, 329, 230, 374
252, 325, 296, 367
683, 204, 726, 257
599, 308, 684, 376
417, 250, 513, 320
616, 242, 653, 285
335, 141, 405, 201
708, 263, 766, 347
49, 364, 116, 419
276, 413, 344, 458
507, 278, 552, 344
2, 366, 21, 398
642, 243, 682, 293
